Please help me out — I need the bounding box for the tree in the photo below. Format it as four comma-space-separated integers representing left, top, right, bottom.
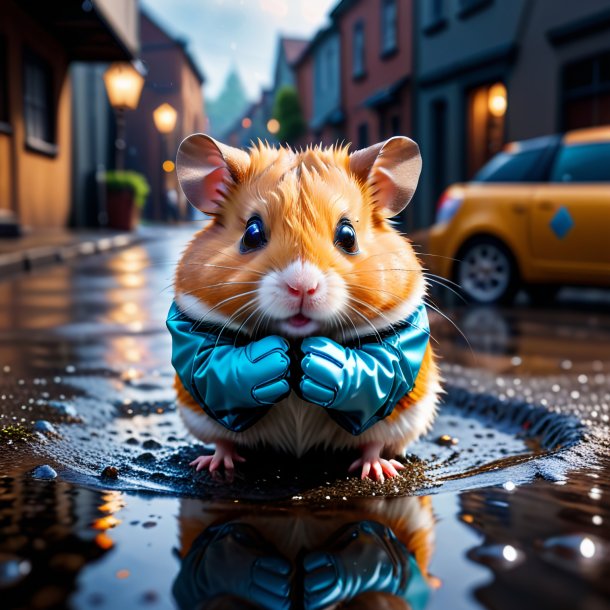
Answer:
273, 85, 306, 145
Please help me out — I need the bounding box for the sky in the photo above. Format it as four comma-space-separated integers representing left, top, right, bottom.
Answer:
141, 0, 336, 102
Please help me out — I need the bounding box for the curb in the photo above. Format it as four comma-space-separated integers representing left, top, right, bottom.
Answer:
0, 232, 144, 276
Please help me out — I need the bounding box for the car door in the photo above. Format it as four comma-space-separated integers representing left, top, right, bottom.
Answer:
529, 138, 610, 283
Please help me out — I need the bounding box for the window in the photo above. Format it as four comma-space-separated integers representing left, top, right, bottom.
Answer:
473, 147, 550, 183
0, 35, 8, 127
381, 0, 398, 56
23, 49, 55, 149
357, 122, 369, 149
562, 51, 610, 130
352, 21, 365, 79
423, 0, 446, 34
550, 143, 610, 183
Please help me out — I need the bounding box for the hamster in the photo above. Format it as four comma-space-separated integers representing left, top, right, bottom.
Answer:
172, 134, 441, 481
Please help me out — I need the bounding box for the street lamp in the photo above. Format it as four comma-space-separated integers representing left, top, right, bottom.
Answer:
153, 103, 178, 134
153, 102, 178, 221
103, 62, 145, 170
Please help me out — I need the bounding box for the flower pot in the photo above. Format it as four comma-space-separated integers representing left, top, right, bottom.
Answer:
106, 188, 138, 231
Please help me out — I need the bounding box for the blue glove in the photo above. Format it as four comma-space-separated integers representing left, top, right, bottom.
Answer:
300, 303, 430, 435
172, 522, 292, 610
167, 302, 291, 432
303, 520, 426, 610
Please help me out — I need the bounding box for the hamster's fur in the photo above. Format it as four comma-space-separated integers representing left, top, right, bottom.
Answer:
173, 135, 441, 478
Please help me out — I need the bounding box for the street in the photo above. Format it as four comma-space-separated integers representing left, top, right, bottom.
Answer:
0, 226, 608, 610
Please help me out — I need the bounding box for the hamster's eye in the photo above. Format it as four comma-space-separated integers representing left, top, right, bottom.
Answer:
335, 220, 359, 254
240, 216, 267, 253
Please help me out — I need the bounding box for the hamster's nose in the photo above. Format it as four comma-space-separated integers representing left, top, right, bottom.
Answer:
286, 281, 318, 297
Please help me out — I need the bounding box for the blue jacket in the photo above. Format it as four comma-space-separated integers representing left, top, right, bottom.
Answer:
166, 302, 430, 435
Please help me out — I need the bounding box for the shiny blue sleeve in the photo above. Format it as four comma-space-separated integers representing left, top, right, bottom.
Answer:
300, 305, 430, 435
166, 302, 291, 432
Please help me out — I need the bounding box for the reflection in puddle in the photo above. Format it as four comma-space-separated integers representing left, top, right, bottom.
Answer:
173, 497, 434, 610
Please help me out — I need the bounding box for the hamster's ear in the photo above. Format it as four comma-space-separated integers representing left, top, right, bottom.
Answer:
349, 136, 422, 217
176, 134, 250, 214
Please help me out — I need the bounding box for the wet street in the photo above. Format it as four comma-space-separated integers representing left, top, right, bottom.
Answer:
0, 226, 609, 610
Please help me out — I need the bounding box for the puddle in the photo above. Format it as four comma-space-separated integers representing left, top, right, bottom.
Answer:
0, 364, 590, 501
1, 230, 609, 609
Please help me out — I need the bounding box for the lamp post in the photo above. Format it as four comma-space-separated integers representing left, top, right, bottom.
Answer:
153, 103, 178, 221
103, 62, 145, 170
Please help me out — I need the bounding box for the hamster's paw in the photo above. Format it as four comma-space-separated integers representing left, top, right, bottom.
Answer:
189, 440, 246, 483
348, 441, 406, 483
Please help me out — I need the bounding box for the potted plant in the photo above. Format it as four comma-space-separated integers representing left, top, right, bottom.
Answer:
103, 170, 151, 231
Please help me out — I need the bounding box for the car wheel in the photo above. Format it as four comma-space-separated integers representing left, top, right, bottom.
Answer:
455, 237, 518, 304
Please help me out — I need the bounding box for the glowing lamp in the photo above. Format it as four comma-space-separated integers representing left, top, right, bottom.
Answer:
267, 118, 280, 134
153, 103, 178, 134
488, 83, 507, 118
103, 62, 145, 110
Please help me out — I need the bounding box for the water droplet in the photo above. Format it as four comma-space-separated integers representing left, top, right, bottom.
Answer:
31, 465, 57, 480
0, 553, 31, 588
101, 466, 119, 480
33, 420, 56, 434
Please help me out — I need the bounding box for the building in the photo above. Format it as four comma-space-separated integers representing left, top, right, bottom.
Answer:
0, 0, 138, 235
125, 10, 205, 221
414, 0, 610, 228
332, 0, 415, 149
295, 25, 343, 146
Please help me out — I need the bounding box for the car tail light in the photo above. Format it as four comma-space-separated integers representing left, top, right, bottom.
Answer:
435, 189, 464, 224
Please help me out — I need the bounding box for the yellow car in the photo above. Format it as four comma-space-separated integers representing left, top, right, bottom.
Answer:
427, 126, 610, 304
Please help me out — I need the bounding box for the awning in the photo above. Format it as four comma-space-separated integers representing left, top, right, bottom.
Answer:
363, 75, 410, 109
17, 0, 138, 61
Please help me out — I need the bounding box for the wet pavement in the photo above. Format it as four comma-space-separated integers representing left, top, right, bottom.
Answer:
0, 225, 609, 609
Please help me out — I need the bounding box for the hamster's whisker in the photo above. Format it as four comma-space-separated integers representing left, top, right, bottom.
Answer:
423, 275, 467, 303
346, 291, 439, 346
183, 290, 259, 330
233, 302, 265, 344
344, 303, 383, 344
215, 301, 258, 347
342, 268, 421, 275
331, 310, 348, 345
345, 282, 404, 303
253, 304, 273, 339
411, 247, 463, 263
198, 263, 267, 276
424, 298, 473, 355
423, 271, 464, 291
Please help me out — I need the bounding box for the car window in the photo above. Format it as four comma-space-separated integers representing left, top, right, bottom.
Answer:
473, 148, 548, 182
550, 142, 610, 182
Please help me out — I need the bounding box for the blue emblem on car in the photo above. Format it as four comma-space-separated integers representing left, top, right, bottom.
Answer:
549, 206, 574, 239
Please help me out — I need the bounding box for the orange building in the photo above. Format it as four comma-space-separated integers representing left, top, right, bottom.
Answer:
125, 11, 206, 221
0, 0, 138, 235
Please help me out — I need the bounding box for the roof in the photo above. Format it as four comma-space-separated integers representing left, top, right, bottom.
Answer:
141, 9, 206, 84
281, 37, 308, 66
293, 24, 338, 67
330, 0, 360, 19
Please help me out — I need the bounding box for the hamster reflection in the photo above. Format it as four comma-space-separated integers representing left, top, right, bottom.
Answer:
173, 496, 435, 610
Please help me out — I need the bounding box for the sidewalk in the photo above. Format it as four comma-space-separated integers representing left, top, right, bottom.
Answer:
0, 228, 145, 276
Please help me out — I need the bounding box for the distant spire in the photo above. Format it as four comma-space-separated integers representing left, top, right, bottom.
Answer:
206, 66, 250, 138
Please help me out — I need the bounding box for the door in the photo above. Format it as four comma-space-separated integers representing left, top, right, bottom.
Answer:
529, 140, 610, 282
